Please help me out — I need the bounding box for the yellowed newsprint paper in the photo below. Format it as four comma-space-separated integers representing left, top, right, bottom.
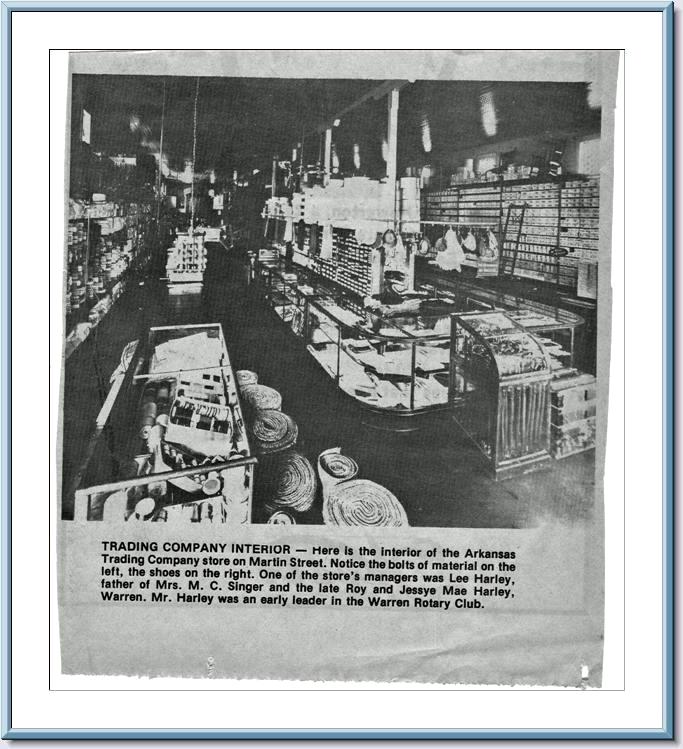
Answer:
58, 49, 616, 685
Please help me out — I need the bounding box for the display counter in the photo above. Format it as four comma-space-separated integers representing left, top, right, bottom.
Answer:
449, 311, 552, 479
259, 262, 584, 427
261, 264, 453, 417
70, 324, 256, 524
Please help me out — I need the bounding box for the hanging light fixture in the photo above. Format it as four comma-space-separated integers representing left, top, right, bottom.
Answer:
420, 114, 432, 153
480, 86, 498, 137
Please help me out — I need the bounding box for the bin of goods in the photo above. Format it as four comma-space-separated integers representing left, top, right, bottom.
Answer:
72, 324, 256, 525
549, 372, 597, 458
449, 311, 553, 479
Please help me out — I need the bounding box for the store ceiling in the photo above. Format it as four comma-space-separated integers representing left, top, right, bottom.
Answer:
74, 75, 600, 178
74, 75, 381, 176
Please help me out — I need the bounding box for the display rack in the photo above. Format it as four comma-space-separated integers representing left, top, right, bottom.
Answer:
65, 200, 155, 360
421, 176, 600, 291
449, 310, 553, 479
165, 230, 207, 290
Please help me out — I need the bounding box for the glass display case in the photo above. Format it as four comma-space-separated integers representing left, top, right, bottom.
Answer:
264, 267, 315, 338
419, 273, 584, 370
449, 311, 553, 479
70, 324, 256, 524
261, 265, 452, 417
260, 263, 580, 429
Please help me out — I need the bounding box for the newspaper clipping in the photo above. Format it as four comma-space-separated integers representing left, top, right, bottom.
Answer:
58, 49, 616, 685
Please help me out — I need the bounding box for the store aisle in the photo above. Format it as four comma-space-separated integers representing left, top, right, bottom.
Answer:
61, 243, 597, 528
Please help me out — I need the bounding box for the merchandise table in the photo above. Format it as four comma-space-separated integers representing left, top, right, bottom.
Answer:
70, 323, 257, 525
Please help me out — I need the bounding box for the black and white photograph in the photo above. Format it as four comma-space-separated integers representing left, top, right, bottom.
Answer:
56, 49, 616, 685
62, 51, 610, 529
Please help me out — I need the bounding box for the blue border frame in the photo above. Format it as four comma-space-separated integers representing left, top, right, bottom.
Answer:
2, 2, 674, 739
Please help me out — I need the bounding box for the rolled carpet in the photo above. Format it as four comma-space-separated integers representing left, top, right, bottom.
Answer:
268, 510, 296, 525
251, 409, 298, 455
241, 384, 282, 411
323, 479, 409, 527
317, 447, 359, 501
264, 450, 317, 514
236, 370, 258, 388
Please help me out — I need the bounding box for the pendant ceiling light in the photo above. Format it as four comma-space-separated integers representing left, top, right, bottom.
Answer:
480, 86, 498, 137
420, 114, 432, 153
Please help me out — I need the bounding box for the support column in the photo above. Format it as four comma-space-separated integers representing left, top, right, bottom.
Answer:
386, 87, 400, 211
324, 127, 332, 186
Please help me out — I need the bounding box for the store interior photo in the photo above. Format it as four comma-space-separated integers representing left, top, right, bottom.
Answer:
61, 57, 605, 530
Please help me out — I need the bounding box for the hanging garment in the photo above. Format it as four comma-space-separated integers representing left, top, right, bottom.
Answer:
321, 223, 334, 260
435, 227, 466, 272
477, 229, 500, 277
487, 229, 499, 258
476, 231, 488, 257
418, 237, 431, 255
463, 229, 477, 253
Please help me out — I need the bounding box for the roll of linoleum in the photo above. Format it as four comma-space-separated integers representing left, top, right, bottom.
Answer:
250, 409, 298, 455
241, 384, 282, 411
236, 370, 258, 388
323, 479, 408, 527
264, 450, 317, 514
317, 447, 359, 501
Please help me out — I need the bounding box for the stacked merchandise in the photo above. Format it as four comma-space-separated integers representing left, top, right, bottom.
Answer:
333, 230, 373, 297
456, 185, 502, 229
265, 180, 384, 298
65, 201, 155, 358
235, 370, 310, 523
559, 178, 599, 257
502, 181, 563, 283
66, 222, 88, 315
549, 372, 597, 458
561, 178, 599, 297
501, 179, 599, 287
421, 178, 600, 291
166, 231, 207, 286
